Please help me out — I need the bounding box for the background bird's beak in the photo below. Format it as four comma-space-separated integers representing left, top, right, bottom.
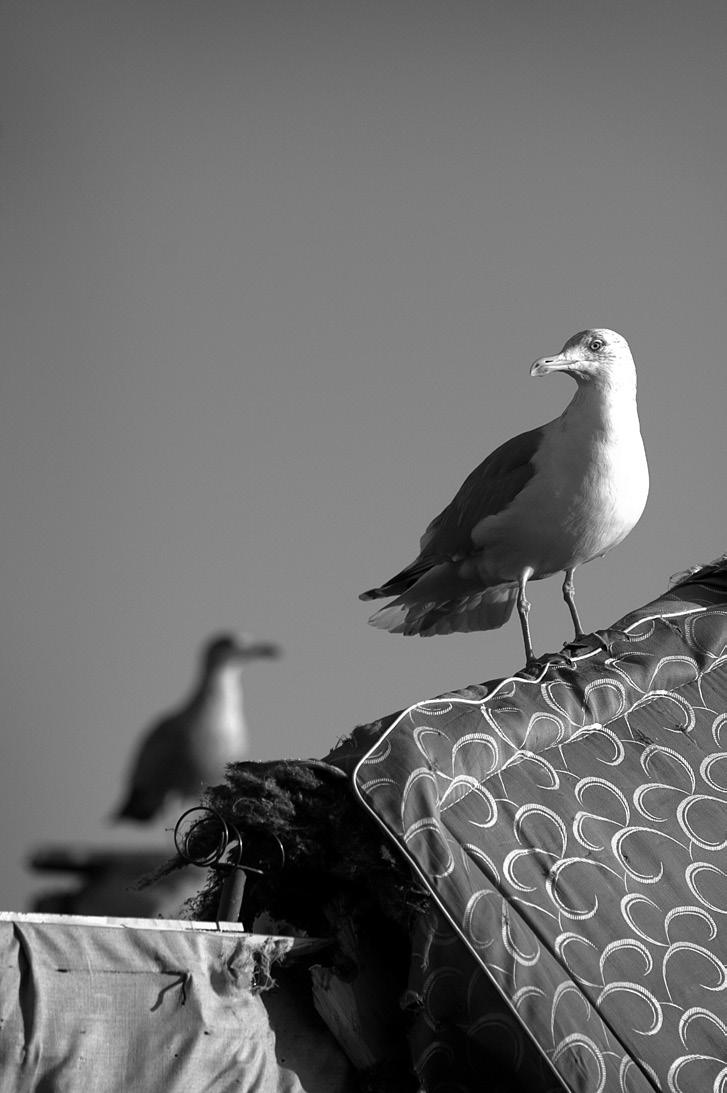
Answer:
238, 640, 282, 660
530, 353, 575, 376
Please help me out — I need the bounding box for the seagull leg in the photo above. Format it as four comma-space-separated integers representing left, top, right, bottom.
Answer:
562, 567, 584, 638
517, 568, 535, 662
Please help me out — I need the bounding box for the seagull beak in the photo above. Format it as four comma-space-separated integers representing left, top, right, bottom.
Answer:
530, 352, 575, 377
239, 641, 282, 660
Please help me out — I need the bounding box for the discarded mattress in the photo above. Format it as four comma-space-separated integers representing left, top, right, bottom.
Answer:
351, 559, 727, 1092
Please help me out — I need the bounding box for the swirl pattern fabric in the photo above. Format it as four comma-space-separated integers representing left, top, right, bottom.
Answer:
352, 562, 727, 1092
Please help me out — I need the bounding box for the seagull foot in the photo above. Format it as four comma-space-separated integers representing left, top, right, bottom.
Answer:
515, 654, 551, 680
548, 652, 579, 669
562, 630, 612, 659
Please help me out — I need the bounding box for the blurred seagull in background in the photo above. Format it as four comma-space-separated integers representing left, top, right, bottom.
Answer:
113, 633, 280, 822
361, 329, 648, 662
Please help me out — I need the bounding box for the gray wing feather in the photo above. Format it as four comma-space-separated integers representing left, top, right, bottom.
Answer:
420, 425, 543, 556
361, 425, 542, 600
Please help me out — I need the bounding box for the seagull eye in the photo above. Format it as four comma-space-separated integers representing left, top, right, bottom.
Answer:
588, 337, 605, 352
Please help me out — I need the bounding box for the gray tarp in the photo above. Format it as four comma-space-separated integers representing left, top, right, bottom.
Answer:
0, 915, 307, 1093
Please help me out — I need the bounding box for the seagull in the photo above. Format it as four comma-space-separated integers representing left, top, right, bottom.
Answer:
113, 633, 280, 822
360, 328, 648, 662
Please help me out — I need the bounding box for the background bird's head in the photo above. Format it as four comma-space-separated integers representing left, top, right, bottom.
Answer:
530, 328, 636, 391
202, 632, 281, 672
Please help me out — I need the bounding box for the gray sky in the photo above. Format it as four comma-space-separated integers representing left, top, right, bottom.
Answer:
1, 0, 726, 913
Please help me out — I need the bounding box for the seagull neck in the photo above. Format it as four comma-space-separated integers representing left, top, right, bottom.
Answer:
198, 664, 245, 709
567, 376, 639, 432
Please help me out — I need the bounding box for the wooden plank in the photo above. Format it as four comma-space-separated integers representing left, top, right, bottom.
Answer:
263, 968, 358, 1093
310, 912, 404, 1071
28, 845, 170, 874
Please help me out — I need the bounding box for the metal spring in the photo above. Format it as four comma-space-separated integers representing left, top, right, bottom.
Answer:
173, 806, 243, 869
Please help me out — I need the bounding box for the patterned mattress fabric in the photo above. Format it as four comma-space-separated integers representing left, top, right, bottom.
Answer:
350, 560, 727, 1093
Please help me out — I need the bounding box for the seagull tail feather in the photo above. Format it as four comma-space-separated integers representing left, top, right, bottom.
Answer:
359, 556, 441, 601
367, 583, 518, 636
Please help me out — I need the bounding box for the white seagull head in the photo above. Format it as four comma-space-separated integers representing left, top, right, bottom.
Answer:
530, 328, 636, 391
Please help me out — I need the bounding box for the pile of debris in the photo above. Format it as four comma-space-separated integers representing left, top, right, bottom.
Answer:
177, 757, 428, 1092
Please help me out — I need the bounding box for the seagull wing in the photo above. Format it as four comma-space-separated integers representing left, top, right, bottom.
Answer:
361, 424, 544, 599
113, 713, 190, 822
420, 424, 545, 555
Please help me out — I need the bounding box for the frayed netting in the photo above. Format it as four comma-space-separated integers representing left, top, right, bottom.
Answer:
170, 758, 427, 934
